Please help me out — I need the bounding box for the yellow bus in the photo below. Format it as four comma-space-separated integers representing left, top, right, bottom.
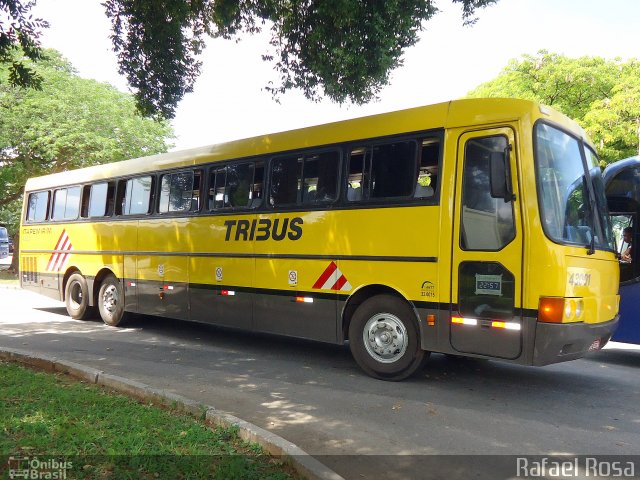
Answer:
19, 98, 620, 380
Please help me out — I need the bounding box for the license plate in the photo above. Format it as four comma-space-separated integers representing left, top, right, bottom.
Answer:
589, 339, 601, 351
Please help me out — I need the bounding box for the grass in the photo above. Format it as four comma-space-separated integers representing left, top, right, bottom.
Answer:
0, 268, 18, 285
0, 362, 299, 479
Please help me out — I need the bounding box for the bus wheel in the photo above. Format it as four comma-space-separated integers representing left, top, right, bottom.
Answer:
64, 273, 95, 320
98, 274, 126, 327
349, 295, 428, 381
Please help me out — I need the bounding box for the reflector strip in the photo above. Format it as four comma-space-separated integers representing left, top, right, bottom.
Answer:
451, 316, 477, 326
221, 290, 236, 296
295, 296, 314, 303
491, 321, 521, 331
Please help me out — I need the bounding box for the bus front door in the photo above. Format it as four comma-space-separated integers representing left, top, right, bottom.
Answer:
449, 128, 523, 359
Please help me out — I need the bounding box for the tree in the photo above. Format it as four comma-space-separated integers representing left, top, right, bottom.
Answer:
467, 51, 640, 164
2, 0, 498, 119
0, 0, 48, 88
0, 49, 173, 269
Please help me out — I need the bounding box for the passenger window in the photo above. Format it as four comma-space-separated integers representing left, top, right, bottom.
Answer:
415, 138, 440, 198
227, 163, 254, 208
208, 168, 228, 209
26, 191, 50, 222
118, 176, 152, 216
270, 156, 302, 207
270, 151, 339, 207
85, 182, 114, 217
460, 135, 515, 250
159, 171, 194, 213
209, 162, 262, 210
348, 141, 417, 201
302, 152, 340, 204
251, 162, 264, 207
52, 186, 81, 221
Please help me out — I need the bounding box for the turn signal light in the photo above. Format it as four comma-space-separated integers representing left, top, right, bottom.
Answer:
538, 297, 565, 323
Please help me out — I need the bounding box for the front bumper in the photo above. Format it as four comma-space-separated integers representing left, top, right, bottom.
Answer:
532, 316, 619, 366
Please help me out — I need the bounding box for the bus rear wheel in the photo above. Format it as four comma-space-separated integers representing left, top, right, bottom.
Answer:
98, 274, 127, 327
348, 295, 428, 381
64, 273, 95, 320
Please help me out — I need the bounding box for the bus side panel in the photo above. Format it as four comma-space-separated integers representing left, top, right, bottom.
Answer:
136, 218, 189, 320
251, 211, 338, 342
21, 225, 67, 301
189, 256, 253, 329
188, 214, 255, 329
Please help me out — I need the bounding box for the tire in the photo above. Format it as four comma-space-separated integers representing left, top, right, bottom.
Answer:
97, 274, 127, 327
64, 273, 95, 320
348, 294, 428, 381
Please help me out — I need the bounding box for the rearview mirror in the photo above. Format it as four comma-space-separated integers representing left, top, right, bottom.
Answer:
490, 148, 514, 202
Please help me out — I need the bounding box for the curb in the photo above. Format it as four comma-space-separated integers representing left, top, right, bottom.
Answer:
0, 347, 344, 480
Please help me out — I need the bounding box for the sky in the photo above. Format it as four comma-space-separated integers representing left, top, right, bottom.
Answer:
32, 0, 640, 152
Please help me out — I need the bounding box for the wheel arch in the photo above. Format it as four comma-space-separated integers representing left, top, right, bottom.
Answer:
341, 284, 418, 341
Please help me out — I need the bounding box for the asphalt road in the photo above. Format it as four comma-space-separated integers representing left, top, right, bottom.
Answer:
1, 287, 639, 479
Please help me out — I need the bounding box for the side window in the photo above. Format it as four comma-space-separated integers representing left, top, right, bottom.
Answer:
117, 176, 152, 216
415, 138, 440, 199
348, 140, 417, 201
52, 186, 81, 221
302, 151, 340, 204
251, 162, 264, 207
84, 182, 114, 218
207, 162, 262, 211
26, 191, 50, 222
227, 163, 254, 208
460, 135, 515, 250
270, 156, 302, 207
270, 151, 340, 207
52, 189, 67, 220
159, 171, 195, 213
208, 167, 228, 210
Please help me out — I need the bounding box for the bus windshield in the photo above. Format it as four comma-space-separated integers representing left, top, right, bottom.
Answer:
534, 123, 614, 251
0, 227, 8, 241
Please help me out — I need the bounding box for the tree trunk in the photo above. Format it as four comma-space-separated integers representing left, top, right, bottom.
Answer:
9, 233, 19, 273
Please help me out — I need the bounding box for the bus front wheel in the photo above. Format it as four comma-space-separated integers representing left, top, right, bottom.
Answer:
348, 295, 428, 381
98, 274, 127, 327
64, 273, 95, 320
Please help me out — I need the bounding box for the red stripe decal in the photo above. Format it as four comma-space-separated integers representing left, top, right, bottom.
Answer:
331, 275, 348, 291
312, 261, 338, 289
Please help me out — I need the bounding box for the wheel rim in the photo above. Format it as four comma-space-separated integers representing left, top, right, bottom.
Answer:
102, 284, 119, 317
362, 313, 408, 363
69, 282, 83, 309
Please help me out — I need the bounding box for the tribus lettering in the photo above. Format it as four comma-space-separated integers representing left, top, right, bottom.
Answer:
224, 218, 303, 241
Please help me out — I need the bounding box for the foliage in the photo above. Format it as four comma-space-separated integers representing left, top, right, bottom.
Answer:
3, 1, 498, 119
0, 49, 173, 234
0, 0, 48, 88
101, 0, 497, 119
467, 51, 640, 164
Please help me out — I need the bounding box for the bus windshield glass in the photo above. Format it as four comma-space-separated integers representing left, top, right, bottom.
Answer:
0, 227, 7, 241
535, 123, 614, 250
